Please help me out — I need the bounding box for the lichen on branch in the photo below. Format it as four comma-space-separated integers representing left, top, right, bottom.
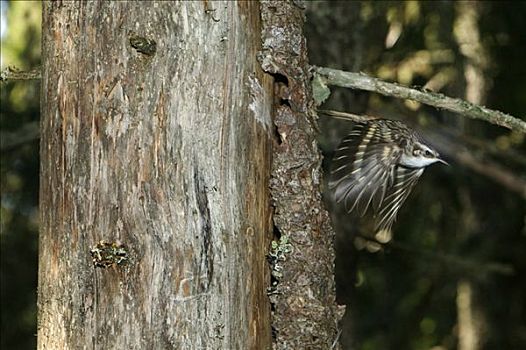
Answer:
313, 66, 526, 133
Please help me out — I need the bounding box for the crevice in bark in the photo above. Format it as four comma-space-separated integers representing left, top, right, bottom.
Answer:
272, 124, 283, 145
194, 166, 214, 292
272, 221, 282, 240
271, 72, 289, 87
278, 98, 291, 108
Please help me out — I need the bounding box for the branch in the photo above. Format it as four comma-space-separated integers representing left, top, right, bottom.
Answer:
0, 66, 41, 82
313, 66, 526, 133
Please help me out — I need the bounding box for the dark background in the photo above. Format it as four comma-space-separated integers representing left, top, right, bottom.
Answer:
1, 1, 525, 349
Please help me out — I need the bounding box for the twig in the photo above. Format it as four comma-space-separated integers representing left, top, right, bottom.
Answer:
313, 66, 526, 133
317, 109, 376, 123
330, 328, 342, 350
0, 66, 41, 82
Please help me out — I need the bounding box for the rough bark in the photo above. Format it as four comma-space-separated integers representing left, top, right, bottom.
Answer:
38, 1, 273, 349
260, 1, 343, 349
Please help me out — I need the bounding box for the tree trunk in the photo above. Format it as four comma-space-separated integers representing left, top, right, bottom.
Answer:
260, 1, 343, 349
38, 1, 273, 348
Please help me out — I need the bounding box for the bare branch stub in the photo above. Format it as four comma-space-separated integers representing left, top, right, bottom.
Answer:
0, 66, 41, 82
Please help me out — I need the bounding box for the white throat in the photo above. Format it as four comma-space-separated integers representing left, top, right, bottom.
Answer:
399, 153, 439, 168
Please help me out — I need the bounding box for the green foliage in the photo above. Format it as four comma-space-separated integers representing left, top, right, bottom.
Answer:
1, 1, 41, 69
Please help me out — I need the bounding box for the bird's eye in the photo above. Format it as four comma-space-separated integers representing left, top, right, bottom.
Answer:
424, 150, 433, 157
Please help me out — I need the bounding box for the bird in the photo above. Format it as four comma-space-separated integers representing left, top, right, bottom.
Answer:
328, 116, 447, 244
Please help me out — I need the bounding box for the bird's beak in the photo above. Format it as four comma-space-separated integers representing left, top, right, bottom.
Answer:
437, 157, 449, 166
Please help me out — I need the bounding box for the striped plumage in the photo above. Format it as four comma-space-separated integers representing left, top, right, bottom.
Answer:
329, 119, 446, 243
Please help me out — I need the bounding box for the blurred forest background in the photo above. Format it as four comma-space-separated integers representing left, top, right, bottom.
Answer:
0, 1, 524, 350
306, 2, 525, 350
1, 1, 41, 350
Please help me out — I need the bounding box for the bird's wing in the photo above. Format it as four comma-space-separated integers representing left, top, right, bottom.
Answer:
329, 122, 402, 216
374, 166, 424, 241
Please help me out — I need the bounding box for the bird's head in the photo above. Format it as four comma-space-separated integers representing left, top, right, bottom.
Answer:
399, 142, 448, 168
